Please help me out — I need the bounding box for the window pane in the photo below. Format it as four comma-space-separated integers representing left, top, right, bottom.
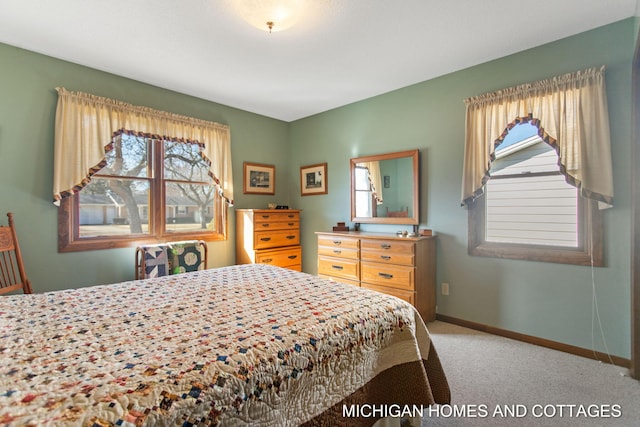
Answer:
486, 124, 579, 248
355, 190, 372, 217
78, 178, 150, 237
486, 175, 578, 247
164, 140, 210, 182
96, 134, 149, 178
355, 167, 370, 191
165, 182, 216, 233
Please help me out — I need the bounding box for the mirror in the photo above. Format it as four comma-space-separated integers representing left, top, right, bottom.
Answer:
350, 149, 419, 225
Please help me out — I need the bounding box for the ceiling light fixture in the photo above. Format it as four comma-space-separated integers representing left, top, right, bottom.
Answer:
233, 0, 303, 33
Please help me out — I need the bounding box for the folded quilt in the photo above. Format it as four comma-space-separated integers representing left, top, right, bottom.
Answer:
140, 245, 170, 278
138, 240, 205, 279
168, 241, 205, 274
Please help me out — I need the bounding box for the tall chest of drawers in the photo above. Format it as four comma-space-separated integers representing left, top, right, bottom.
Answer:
236, 209, 302, 271
316, 231, 436, 321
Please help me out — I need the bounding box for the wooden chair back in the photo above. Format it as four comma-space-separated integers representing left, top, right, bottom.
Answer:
0, 213, 33, 294
386, 207, 409, 218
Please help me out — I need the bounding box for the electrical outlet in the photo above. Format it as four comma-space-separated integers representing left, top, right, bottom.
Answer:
441, 282, 450, 296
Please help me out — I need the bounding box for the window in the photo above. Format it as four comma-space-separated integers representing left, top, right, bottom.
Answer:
486, 124, 579, 247
59, 131, 225, 251
54, 89, 233, 252
353, 160, 384, 218
354, 165, 375, 217
468, 123, 603, 266
462, 68, 612, 266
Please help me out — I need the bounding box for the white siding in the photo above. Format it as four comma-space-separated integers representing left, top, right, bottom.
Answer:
486, 140, 578, 247
492, 139, 558, 175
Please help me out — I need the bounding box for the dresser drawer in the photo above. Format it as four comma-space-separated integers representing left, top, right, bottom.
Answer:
317, 235, 359, 250
256, 246, 301, 268
253, 211, 300, 223
318, 245, 359, 260
254, 229, 300, 249
318, 256, 360, 281
362, 283, 415, 305
361, 261, 414, 291
254, 213, 299, 231
360, 250, 414, 266
254, 220, 299, 231
361, 239, 415, 255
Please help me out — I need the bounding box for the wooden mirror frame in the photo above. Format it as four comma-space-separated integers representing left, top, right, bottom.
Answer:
350, 149, 419, 225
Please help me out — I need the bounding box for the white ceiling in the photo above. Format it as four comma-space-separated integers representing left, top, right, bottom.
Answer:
1, 0, 639, 122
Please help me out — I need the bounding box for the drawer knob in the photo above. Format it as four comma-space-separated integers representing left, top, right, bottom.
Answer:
261, 224, 270, 227
260, 237, 272, 242
261, 215, 270, 219
380, 244, 391, 249
286, 235, 296, 240
262, 258, 273, 263
332, 265, 344, 271
333, 249, 342, 254
378, 272, 394, 279
381, 255, 391, 260
332, 240, 342, 245
288, 255, 298, 259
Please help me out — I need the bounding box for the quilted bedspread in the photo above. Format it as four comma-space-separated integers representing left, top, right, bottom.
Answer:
0, 264, 449, 426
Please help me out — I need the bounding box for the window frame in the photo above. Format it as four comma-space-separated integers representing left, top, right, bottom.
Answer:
58, 135, 227, 252
468, 190, 603, 266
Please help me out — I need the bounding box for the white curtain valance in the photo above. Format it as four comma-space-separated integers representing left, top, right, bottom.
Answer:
53, 87, 234, 205
461, 66, 613, 209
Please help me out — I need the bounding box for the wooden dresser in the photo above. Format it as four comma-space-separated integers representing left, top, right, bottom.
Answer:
236, 209, 302, 271
316, 231, 436, 321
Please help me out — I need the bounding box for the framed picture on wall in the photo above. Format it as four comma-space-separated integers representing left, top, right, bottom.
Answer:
243, 162, 275, 195
300, 163, 328, 196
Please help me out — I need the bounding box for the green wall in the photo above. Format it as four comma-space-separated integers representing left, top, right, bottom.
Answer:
0, 42, 290, 291
0, 18, 636, 359
288, 19, 636, 359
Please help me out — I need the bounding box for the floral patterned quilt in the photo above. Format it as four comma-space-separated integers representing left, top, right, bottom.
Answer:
0, 264, 448, 426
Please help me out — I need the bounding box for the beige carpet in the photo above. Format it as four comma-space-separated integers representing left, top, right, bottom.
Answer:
423, 321, 640, 426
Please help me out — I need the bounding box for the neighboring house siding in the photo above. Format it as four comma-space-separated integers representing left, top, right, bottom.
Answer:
80, 206, 117, 225
486, 138, 578, 247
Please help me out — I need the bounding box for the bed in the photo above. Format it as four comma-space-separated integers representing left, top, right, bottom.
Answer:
0, 264, 449, 426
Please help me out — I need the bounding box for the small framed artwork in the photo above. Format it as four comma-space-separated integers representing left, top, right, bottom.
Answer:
243, 162, 275, 195
300, 162, 328, 196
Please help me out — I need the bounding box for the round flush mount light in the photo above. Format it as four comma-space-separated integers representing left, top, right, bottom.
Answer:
232, 0, 304, 33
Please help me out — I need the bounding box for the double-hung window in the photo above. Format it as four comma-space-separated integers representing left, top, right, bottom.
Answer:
354, 165, 376, 218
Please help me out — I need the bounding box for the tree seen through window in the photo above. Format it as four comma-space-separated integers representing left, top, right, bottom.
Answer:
78, 131, 219, 238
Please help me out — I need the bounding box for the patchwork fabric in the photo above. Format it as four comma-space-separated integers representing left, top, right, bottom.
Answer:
141, 245, 169, 278
0, 264, 445, 426
137, 240, 205, 279
168, 241, 204, 274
